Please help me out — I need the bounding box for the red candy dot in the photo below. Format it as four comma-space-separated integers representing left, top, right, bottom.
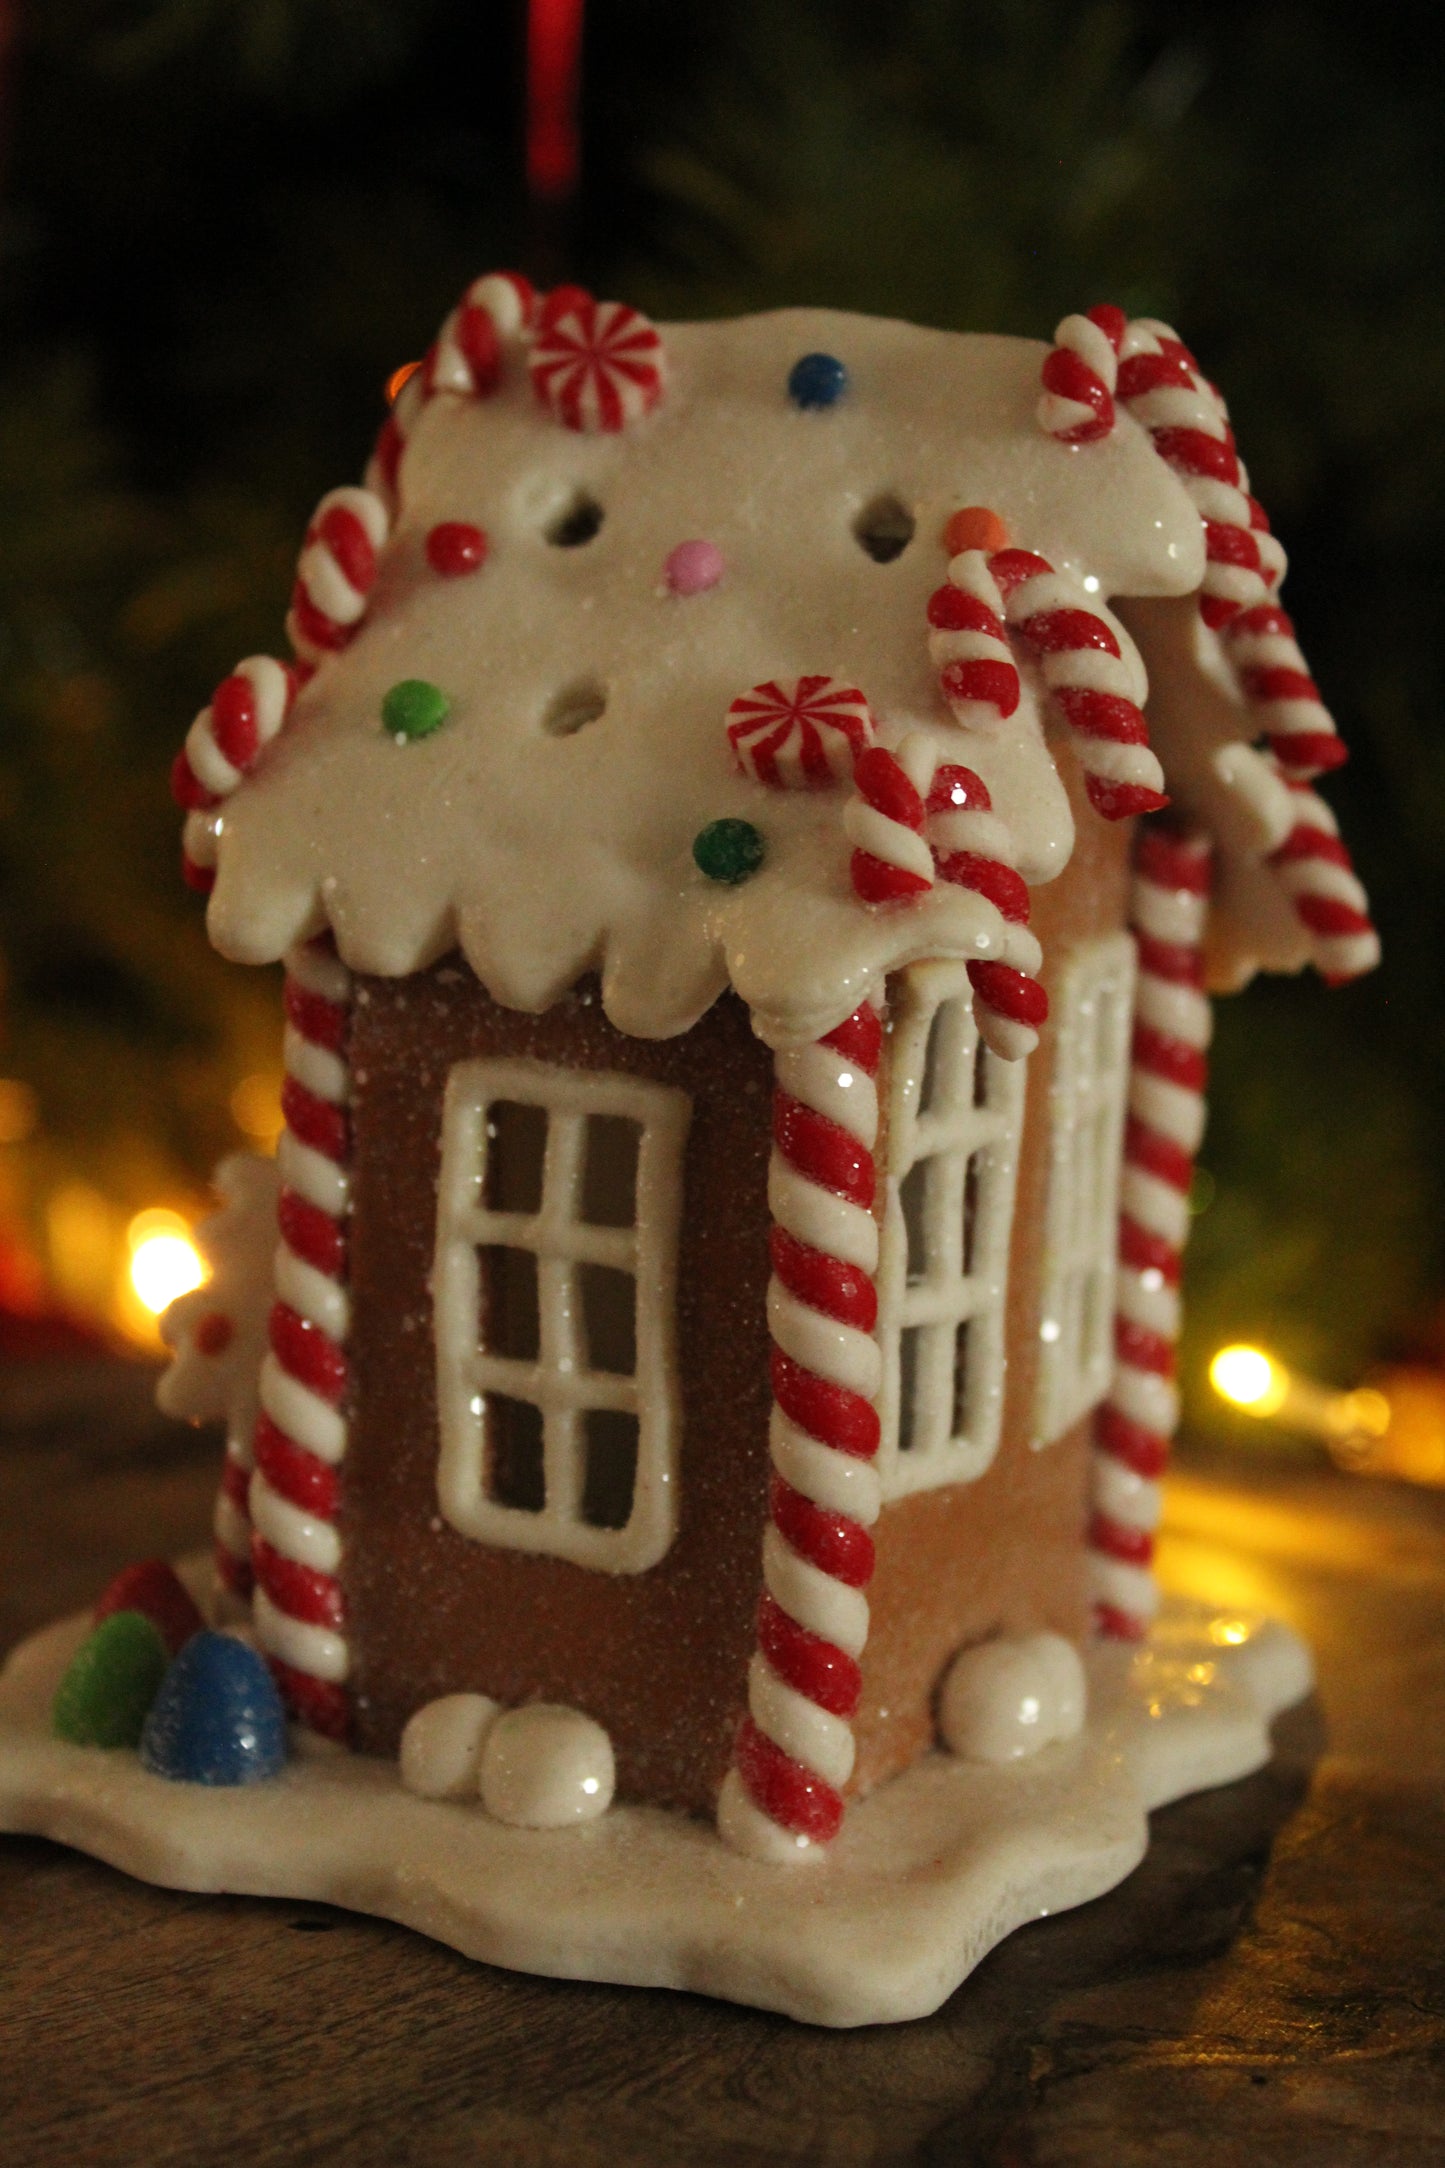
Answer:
195, 1310, 235, 1357
426, 522, 489, 577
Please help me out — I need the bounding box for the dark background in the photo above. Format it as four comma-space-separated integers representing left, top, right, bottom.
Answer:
0, 0, 1438, 1417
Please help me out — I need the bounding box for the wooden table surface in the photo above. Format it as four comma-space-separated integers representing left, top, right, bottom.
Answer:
2, 1361, 1443, 2166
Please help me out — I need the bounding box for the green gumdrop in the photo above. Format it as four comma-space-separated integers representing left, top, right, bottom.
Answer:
53, 1610, 169, 1749
693, 817, 765, 885
382, 678, 451, 741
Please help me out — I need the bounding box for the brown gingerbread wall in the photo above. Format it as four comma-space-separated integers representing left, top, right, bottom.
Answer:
343, 974, 776, 1813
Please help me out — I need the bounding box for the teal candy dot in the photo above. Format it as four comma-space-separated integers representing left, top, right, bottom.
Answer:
383, 678, 451, 740
693, 818, 765, 885
52, 1610, 169, 1749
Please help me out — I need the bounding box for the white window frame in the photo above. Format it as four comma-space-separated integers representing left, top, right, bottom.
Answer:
1032, 932, 1136, 1448
433, 1057, 690, 1573
876, 962, 1026, 1498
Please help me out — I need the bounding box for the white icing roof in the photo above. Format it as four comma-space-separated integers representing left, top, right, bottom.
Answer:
202, 307, 1218, 1046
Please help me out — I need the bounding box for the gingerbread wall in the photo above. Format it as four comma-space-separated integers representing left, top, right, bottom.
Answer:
343, 973, 776, 1813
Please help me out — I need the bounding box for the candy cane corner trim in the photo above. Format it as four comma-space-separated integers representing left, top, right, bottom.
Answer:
250, 936, 354, 1739
719, 1001, 884, 1861
1090, 821, 1213, 1640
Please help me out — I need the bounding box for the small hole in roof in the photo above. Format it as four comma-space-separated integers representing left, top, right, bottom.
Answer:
854, 494, 915, 564
545, 490, 605, 547
543, 678, 608, 736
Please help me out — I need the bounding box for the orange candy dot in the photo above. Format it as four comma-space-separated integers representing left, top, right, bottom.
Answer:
943, 506, 1009, 556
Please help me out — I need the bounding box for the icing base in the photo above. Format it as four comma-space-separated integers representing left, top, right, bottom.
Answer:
0, 1578, 1310, 2028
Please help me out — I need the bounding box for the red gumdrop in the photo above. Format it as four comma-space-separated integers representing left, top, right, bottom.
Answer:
425, 521, 489, 577
93, 1559, 205, 1658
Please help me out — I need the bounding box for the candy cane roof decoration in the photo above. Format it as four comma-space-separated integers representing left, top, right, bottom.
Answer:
1036, 304, 1377, 984
366, 270, 538, 504
287, 487, 390, 669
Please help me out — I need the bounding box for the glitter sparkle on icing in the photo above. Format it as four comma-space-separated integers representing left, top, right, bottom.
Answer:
383, 679, 451, 740
788, 352, 849, 409
693, 818, 765, 884
426, 521, 489, 576
664, 539, 724, 595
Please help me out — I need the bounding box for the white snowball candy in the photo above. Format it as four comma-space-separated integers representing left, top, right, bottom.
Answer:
479, 1704, 615, 1829
400, 1693, 501, 1800
939, 1632, 1087, 1764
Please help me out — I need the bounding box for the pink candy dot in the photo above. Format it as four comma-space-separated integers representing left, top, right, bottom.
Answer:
664, 539, 724, 596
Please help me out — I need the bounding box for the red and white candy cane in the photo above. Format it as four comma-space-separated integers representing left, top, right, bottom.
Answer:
529, 292, 667, 432
845, 742, 934, 901
171, 656, 296, 815
250, 938, 353, 1740
926, 763, 1049, 1062
727, 675, 874, 789
286, 486, 390, 668
1222, 600, 1348, 784
1114, 318, 1287, 634
991, 548, 1169, 821
1035, 304, 1127, 445
1092, 824, 1213, 1640
1269, 777, 1380, 984
926, 548, 1020, 731
424, 270, 538, 397
367, 269, 537, 503
717, 1003, 884, 1861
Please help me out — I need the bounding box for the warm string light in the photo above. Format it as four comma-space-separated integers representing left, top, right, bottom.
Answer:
126, 1208, 205, 1318
1209, 1341, 1445, 1487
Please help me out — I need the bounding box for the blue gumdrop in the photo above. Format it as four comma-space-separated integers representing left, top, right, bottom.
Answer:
140, 1631, 288, 1786
787, 352, 849, 410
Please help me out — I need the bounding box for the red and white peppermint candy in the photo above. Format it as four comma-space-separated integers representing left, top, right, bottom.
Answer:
926, 547, 1020, 730
1036, 305, 1126, 444
846, 741, 934, 903
529, 292, 667, 432
171, 654, 297, 813
990, 547, 1168, 821
287, 486, 390, 666
925, 763, 1048, 1060
727, 675, 874, 789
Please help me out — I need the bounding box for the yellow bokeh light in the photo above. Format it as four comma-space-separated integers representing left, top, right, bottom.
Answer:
1209, 1344, 1290, 1417
126, 1209, 205, 1315
231, 1070, 284, 1143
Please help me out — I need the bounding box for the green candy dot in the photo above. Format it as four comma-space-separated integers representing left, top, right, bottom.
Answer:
382, 678, 451, 740
52, 1611, 169, 1749
693, 817, 765, 885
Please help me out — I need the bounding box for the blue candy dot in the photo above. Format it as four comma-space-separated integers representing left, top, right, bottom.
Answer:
788, 353, 849, 410
140, 1631, 288, 1786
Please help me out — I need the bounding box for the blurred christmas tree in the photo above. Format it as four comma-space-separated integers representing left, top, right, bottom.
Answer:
0, 0, 1438, 1385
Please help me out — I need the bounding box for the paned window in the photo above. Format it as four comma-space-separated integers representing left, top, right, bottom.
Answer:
1033, 933, 1136, 1447
877, 963, 1026, 1498
433, 1058, 690, 1572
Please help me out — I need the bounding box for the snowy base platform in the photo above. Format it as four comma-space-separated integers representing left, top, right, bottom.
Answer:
0, 1587, 1311, 2027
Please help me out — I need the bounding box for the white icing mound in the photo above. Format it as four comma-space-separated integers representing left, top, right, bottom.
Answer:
0, 1580, 1310, 2027
205, 311, 1206, 1047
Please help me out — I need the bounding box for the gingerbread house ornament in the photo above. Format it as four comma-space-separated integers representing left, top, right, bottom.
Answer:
0, 286, 1376, 2024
